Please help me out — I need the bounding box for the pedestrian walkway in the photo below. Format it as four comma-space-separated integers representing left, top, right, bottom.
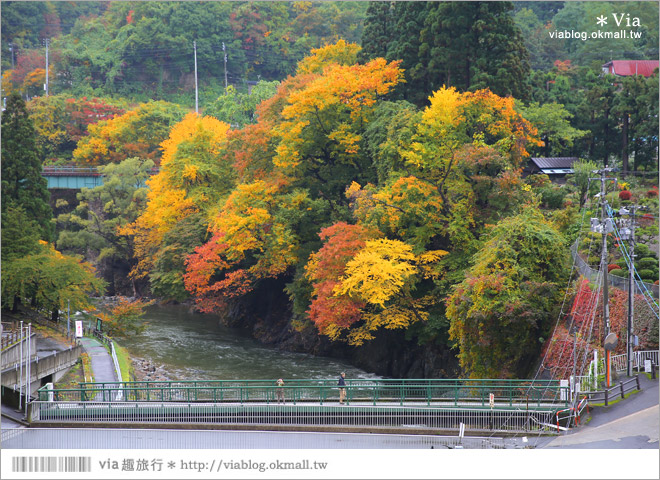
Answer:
541, 373, 659, 449
78, 336, 118, 384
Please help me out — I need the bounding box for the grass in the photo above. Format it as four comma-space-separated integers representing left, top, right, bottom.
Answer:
112, 340, 135, 383
81, 352, 94, 383
54, 358, 85, 389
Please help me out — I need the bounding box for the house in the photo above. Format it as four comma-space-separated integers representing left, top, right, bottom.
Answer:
524, 157, 578, 182
602, 60, 659, 78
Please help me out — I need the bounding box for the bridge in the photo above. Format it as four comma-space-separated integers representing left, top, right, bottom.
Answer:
1, 325, 82, 404
41, 166, 156, 189
28, 378, 575, 435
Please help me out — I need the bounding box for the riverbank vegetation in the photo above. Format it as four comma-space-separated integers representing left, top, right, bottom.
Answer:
2, 1, 658, 379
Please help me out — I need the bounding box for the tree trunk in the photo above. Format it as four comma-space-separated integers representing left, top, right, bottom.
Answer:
51, 308, 59, 323
622, 113, 629, 175
12, 295, 20, 313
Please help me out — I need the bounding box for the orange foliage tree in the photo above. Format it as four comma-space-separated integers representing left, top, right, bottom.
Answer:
184, 180, 306, 312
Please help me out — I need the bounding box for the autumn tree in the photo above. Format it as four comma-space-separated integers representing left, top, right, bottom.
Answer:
72, 101, 185, 166
304, 222, 376, 340
346, 177, 444, 250
96, 297, 154, 337
184, 180, 313, 312
272, 43, 403, 201
122, 113, 233, 300
305, 223, 446, 345
446, 206, 568, 378
26, 95, 126, 162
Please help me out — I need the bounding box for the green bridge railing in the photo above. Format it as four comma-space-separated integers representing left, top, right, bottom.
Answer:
38, 378, 568, 408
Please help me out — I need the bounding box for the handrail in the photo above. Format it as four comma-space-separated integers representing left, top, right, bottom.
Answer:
41, 166, 160, 176
37, 379, 569, 407
582, 376, 642, 406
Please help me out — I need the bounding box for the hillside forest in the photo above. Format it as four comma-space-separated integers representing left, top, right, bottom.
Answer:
2, 1, 658, 379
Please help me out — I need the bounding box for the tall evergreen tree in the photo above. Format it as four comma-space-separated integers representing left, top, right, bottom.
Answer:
361, 1, 531, 105
1, 93, 53, 241
358, 1, 395, 63
422, 2, 530, 100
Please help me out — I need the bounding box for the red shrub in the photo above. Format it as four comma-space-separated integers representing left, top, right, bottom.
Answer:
618, 190, 632, 201
646, 188, 658, 198
607, 264, 622, 272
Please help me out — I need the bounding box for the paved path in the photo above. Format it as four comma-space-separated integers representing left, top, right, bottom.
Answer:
78, 336, 118, 384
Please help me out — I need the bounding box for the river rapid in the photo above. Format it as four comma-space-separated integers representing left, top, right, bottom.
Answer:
119, 304, 378, 382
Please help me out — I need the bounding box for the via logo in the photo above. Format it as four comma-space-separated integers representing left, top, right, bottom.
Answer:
598, 13, 642, 27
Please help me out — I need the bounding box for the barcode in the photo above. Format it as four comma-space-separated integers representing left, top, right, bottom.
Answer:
12, 456, 91, 473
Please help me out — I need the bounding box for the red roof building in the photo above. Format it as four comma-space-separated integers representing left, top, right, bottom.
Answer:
602, 60, 659, 77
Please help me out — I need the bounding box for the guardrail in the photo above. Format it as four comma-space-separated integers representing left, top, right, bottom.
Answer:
28, 401, 562, 434
41, 166, 159, 176
610, 351, 659, 373
582, 376, 642, 406
41, 166, 102, 176
37, 378, 569, 408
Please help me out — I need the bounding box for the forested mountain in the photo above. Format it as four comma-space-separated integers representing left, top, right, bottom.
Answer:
1, 2, 658, 379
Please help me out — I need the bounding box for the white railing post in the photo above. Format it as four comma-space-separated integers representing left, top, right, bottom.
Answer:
110, 342, 123, 401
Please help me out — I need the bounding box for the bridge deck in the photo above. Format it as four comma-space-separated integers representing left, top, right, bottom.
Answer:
30, 400, 566, 435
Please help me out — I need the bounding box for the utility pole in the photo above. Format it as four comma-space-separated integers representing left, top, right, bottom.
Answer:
222, 42, 228, 93
591, 167, 617, 387
627, 208, 635, 377
45, 38, 49, 96
193, 40, 198, 114
617, 204, 647, 376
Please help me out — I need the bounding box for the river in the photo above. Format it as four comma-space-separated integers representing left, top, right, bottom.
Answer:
119, 304, 378, 381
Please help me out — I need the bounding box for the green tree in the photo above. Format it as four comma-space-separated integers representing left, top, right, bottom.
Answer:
613, 73, 659, 173
513, 7, 566, 71
204, 81, 279, 127
518, 102, 588, 157
1, 93, 54, 241
1, 241, 105, 320
446, 206, 568, 378
1, 205, 42, 264
56, 157, 154, 296
361, 1, 531, 105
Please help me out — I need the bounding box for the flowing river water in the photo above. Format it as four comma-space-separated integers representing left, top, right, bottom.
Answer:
119, 304, 378, 382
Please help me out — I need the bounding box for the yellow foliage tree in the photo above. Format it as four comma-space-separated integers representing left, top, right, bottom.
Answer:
273, 57, 404, 174
328, 238, 447, 344
121, 113, 232, 280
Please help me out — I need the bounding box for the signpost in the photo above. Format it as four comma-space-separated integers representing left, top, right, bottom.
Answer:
75, 320, 83, 338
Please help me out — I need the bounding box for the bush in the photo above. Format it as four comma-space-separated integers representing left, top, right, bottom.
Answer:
638, 257, 658, 270
618, 190, 632, 201
635, 244, 650, 256
607, 264, 622, 272
539, 186, 566, 209
637, 269, 658, 282
609, 269, 627, 277
647, 188, 658, 198
616, 258, 629, 268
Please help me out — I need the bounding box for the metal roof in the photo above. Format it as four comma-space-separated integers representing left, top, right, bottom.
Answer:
530, 157, 578, 169
602, 60, 659, 78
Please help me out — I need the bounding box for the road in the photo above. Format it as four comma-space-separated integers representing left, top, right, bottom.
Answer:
540, 373, 659, 449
